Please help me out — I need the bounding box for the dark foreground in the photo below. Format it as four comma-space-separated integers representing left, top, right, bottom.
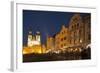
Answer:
23, 48, 91, 62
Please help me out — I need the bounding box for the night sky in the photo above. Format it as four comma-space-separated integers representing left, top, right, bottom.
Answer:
23, 10, 90, 46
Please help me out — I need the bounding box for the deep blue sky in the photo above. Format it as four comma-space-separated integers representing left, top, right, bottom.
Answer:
23, 10, 90, 46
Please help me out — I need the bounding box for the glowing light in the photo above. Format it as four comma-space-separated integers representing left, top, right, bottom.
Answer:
80, 39, 82, 43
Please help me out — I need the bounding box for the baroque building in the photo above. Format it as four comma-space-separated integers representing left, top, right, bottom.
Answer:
68, 14, 91, 51
83, 15, 91, 46
46, 13, 91, 53
55, 25, 69, 51
69, 14, 85, 48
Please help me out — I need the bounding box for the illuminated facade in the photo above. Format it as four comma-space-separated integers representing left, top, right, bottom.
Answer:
23, 46, 34, 54
68, 14, 91, 51
27, 31, 33, 47
69, 14, 84, 48
35, 31, 41, 44
46, 36, 55, 52
42, 44, 46, 53
46, 14, 91, 52
55, 25, 69, 51
27, 31, 41, 47
23, 31, 43, 54
83, 15, 91, 46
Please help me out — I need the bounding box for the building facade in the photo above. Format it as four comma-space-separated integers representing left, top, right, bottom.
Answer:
69, 14, 85, 48
46, 36, 55, 52
83, 15, 91, 46
55, 25, 69, 51
46, 14, 91, 53
27, 31, 41, 47
27, 31, 33, 47
23, 31, 43, 54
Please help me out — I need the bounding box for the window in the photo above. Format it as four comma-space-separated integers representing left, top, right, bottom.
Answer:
61, 38, 63, 41
64, 37, 66, 40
